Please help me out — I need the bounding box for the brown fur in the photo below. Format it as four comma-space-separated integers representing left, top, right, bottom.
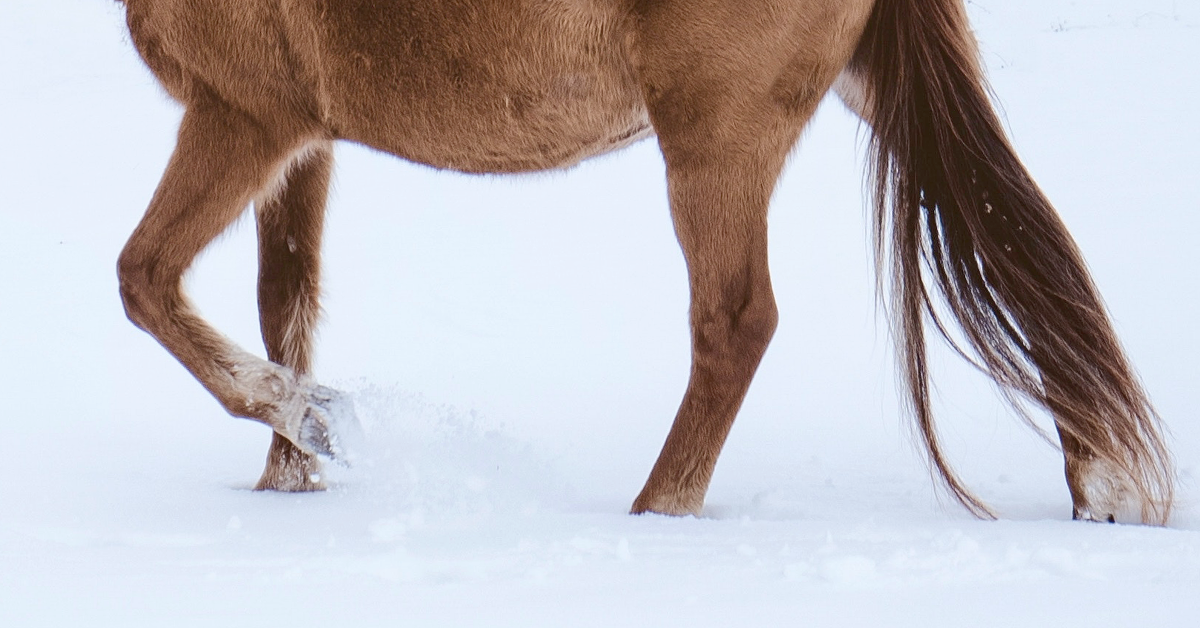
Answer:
847, 0, 1174, 524
115, 0, 1173, 523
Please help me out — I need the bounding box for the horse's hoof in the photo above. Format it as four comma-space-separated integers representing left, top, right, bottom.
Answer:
1068, 458, 1139, 524
630, 489, 703, 517
1072, 507, 1117, 524
296, 384, 362, 465
255, 463, 327, 492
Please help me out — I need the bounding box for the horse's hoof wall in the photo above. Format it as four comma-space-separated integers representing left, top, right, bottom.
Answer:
297, 385, 362, 465
1073, 507, 1117, 524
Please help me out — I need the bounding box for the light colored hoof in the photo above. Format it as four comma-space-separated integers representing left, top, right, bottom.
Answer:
1070, 458, 1136, 524
230, 354, 362, 464
293, 384, 363, 465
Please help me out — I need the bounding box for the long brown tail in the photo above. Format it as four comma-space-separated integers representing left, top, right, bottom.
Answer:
848, 0, 1173, 523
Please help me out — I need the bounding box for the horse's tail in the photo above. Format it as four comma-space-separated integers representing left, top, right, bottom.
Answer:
846, 0, 1173, 523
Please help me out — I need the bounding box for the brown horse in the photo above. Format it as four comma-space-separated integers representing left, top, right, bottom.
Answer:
116, 0, 1174, 524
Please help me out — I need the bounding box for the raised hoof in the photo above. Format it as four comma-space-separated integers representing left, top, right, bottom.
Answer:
295, 384, 362, 465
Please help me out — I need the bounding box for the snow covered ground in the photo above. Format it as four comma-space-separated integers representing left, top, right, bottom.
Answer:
2, 1, 1198, 625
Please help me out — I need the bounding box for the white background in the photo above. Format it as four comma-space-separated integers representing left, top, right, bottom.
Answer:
2, 1, 1197, 625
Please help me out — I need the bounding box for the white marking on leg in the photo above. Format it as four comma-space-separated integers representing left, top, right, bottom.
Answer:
225, 347, 360, 461
1075, 458, 1138, 523
226, 347, 311, 437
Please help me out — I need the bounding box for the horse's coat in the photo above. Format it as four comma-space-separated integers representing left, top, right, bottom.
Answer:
116, 0, 1174, 523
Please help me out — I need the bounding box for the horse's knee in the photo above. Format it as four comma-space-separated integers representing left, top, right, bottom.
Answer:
116, 248, 172, 331
117, 251, 148, 329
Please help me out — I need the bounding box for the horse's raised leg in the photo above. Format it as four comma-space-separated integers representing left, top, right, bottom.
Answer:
118, 97, 350, 461
253, 145, 334, 491
629, 1, 872, 516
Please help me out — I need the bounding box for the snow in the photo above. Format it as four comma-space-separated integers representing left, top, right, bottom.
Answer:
2, 0, 1198, 625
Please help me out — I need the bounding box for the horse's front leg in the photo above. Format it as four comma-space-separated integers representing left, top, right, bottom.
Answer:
253, 144, 336, 491
117, 97, 355, 464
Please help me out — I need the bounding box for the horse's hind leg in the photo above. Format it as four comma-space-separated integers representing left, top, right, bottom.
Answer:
1047, 375, 1139, 522
629, 139, 782, 516
628, 1, 871, 516
253, 145, 333, 491
1058, 428, 1120, 522
118, 97, 350, 460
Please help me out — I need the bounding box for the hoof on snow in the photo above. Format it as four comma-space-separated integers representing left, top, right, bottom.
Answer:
1072, 507, 1117, 524
255, 467, 327, 492
630, 489, 704, 518
1068, 457, 1140, 524
255, 433, 328, 492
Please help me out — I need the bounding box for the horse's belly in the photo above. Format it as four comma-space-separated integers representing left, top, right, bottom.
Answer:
313, 0, 651, 173
396, 114, 654, 174
340, 85, 653, 174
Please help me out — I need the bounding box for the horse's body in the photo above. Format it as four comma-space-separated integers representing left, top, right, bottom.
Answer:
116, 0, 1174, 523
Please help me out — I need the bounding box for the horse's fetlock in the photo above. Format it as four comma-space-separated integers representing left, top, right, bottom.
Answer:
227, 354, 300, 422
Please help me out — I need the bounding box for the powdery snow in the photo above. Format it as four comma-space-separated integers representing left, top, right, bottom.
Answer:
1, 1, 1198, 626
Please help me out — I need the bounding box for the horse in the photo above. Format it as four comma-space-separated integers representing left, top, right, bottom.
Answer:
115, 0, 1174, 524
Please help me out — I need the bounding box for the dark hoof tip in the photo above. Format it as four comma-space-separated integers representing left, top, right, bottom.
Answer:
1072, 507, 1117, 524
296, 385, 362, 465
